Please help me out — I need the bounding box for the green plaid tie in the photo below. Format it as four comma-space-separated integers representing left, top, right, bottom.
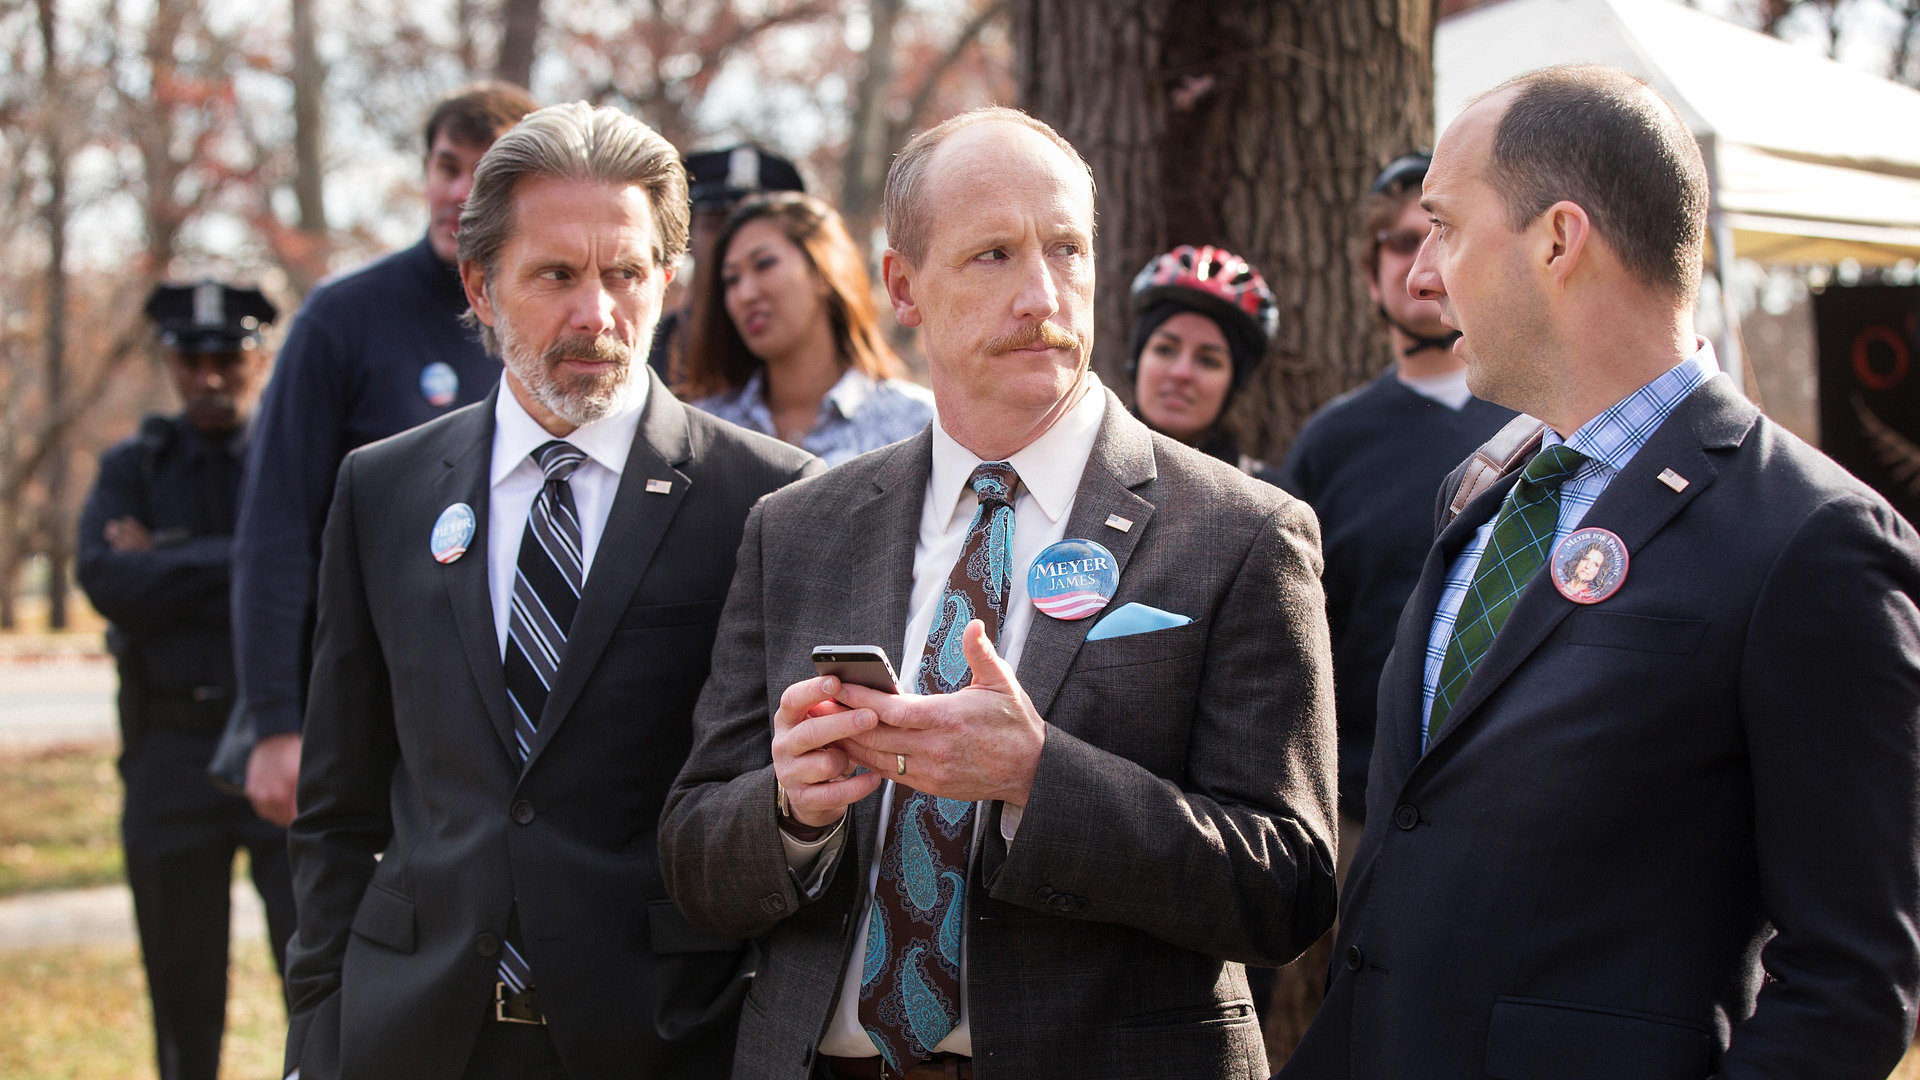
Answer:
1428, 443, 1588, 742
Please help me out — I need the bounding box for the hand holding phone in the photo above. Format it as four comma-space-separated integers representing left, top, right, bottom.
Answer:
811, 645, 901, 695
768, 648, 897, 831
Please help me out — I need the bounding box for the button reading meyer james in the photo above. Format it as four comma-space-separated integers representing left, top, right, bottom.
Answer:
431, 502, 476, 564
1028, 538, 1119, 621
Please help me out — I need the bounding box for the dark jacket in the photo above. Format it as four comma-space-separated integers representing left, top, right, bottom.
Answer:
1270, 369, 1514, 818
79, 416, 244, 733
283, 373, 820, 1080
1281, 376, 1920, 1079
233, 237, 500, 739
663, 390, 1338, 1080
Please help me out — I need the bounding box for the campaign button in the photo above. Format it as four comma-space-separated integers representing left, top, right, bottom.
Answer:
1027, 538, 1118, 621
1551, 526, 1628, 605
420, 361, 459, 407
431, 503, 476, 564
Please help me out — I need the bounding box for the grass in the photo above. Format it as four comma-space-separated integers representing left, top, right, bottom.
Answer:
0, 937, 286, 1080
0, 742, 123, 897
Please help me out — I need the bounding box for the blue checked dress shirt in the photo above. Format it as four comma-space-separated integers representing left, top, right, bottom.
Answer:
1419, 341, 1720, 743
693, 367, 934, 466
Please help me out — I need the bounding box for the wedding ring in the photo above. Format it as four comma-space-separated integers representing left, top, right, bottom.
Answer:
896, 754, 908, 777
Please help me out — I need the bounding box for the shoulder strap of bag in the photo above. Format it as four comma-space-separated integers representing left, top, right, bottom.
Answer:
1444, 414, 1549, 526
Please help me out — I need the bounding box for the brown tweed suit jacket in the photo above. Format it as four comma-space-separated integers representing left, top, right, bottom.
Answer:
662, 390, 1338, 1080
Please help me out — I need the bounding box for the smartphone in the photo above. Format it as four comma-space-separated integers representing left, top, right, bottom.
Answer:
812, 645, 901, 694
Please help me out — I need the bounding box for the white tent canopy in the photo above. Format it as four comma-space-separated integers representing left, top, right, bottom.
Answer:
1436, 0, 1920, 384
1438, 0, 1920, 265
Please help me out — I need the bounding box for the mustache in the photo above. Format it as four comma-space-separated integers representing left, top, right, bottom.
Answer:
981, 321, 1081, 356
543, 333, 631, 367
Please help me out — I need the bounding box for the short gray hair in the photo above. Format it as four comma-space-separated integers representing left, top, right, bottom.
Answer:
459, 102, 689, 351
882, 106, 1095, 263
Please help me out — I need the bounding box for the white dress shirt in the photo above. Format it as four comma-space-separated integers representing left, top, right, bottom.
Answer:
811, 372, 1108, 1059
487, 375, 649, 658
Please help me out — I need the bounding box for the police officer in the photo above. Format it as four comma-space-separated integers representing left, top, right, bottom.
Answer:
648, 143, 806, 382
77, 280, 297, 1080
231, 82, 538, 829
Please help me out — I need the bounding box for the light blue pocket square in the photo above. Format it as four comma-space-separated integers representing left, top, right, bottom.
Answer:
1087, 602, 1194, 642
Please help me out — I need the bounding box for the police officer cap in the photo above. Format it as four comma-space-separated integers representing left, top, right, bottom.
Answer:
685, 145, 805, 211
143, 280, 278, 354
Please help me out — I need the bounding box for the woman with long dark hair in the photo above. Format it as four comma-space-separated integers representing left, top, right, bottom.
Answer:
685, 192, 932, 464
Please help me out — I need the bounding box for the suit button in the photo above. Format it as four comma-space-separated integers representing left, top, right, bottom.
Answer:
511, 800, 535, 825
1345, 945, 1364, 971
1046, 894, 1074, 914
1394, 804, 1419, 830
759, 893, 787, 915
475, 933, 500, 958
1036, 885, 1055, 900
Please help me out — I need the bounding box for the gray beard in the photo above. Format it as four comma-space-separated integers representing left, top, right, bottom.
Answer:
497, 315, 634, 427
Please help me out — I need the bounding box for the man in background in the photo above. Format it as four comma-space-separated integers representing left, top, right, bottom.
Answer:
78, 280, 296, 1080
231, 81, 538, 829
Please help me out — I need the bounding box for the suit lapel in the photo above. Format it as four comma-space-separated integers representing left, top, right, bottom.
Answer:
1377, 471, 1524, 786
437, 386, 521, 762
850, 429, 933, 685
845, 432, 934, 886
522, 371, 692, 774
1016, 391, 1156, 721
1420, 376, 1756, 762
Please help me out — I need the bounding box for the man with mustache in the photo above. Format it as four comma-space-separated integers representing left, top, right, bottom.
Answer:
662, 106, 1338, 1080
282, 102, 819, 1080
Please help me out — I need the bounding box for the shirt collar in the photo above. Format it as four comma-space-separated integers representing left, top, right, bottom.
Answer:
928, 371, 1107, 530
1545, 337, 1719, 472
490, 371, 650, 487
739, 366, 876, 424
823, 368, 879, 421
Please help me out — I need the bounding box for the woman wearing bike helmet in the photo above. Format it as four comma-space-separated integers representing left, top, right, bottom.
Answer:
1128, 244, 1279, 474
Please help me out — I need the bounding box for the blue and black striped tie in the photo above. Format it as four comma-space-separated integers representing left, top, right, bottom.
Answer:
497, 439, 587, 998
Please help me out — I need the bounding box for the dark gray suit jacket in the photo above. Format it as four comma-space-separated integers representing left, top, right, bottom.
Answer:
1281, 376, 1920, 1079
661, 390, 1339, 1080
283, 371, 819, 1080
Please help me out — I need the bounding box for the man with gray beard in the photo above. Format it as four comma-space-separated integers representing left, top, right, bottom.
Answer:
282, 102, 820, 1080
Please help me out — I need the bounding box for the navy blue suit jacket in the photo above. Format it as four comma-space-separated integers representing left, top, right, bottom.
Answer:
1281, 376, 1920, 1079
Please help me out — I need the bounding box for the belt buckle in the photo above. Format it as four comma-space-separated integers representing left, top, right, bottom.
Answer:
493, 981, 546, 1025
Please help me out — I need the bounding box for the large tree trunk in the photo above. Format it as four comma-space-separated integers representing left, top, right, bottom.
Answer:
1012, 0, 1435, 461
1010, 0, 1434, 1064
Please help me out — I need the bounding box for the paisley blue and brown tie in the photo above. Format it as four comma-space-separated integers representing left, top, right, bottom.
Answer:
858, 461, 1019, 1071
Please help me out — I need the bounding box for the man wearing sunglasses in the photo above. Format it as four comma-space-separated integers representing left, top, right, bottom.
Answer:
1270, 152, 1515, 885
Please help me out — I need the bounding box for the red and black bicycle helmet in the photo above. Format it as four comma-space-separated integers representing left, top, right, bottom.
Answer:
1128, 245, 1279, 388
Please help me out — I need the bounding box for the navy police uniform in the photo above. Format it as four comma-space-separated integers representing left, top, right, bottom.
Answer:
232, 237, 499, 739
76, 282, 298, 1080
